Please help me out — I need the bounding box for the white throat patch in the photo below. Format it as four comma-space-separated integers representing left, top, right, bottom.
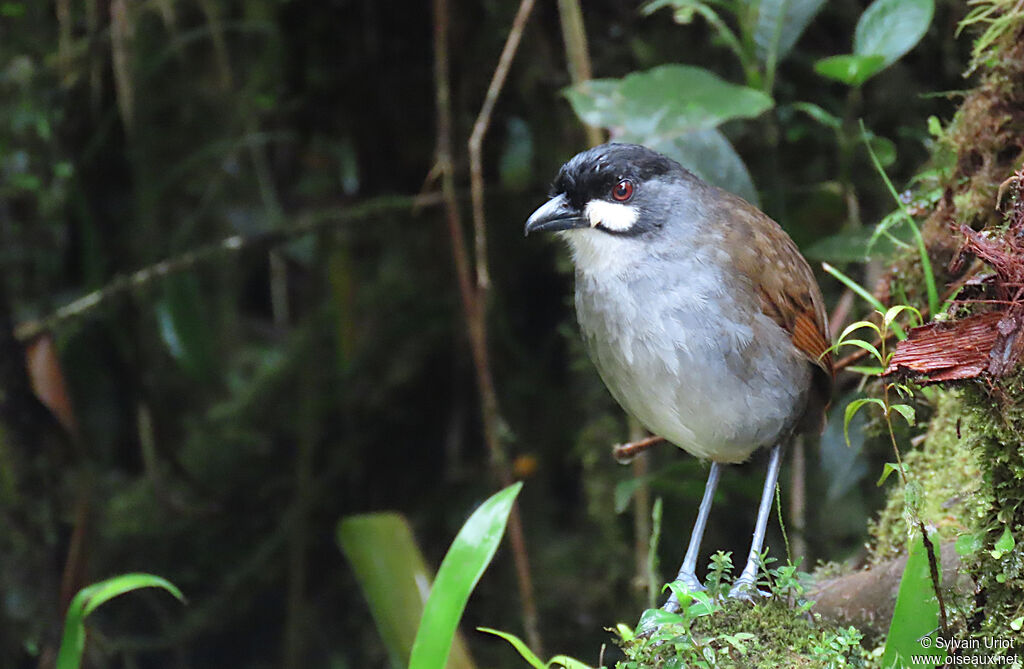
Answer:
584, 200, 638, 232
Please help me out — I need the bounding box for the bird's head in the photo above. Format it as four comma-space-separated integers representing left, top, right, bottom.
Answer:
525, 143, 691, 239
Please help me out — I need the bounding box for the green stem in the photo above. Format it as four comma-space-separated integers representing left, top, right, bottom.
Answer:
859, 119, 940, 316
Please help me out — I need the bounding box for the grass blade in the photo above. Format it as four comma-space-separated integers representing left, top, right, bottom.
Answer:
57, 573, 185, 669
338, 513, 475, 669
409, 482, 523, 669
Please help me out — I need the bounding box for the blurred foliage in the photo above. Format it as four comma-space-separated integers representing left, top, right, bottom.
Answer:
0, 0, 978, 667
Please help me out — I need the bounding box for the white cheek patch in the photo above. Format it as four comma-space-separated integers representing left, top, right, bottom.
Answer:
584, 200, 638, 232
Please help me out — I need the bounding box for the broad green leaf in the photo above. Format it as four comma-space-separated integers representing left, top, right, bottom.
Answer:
409, 483, 523, 669
564, 66, 766, 205
57, 574, 185, 669
156, 274, 218, 383
565, 65, 772, 137
637, 128, 760, 205
882, 532, 945, 668
821, 394, 870, 500
844, 397, 886, 446
854, 0, 934, 69
889, 403, 915, 426
338, 513, 475, 669
754, 0, 827, 65
814, 54, 886, 86
477, 628, 545, 669
805, 225, 910, 263
563, 79, 621, 129
954, 532, 983, 557
637, 606, 685, 631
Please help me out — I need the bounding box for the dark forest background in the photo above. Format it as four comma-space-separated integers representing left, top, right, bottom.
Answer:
0, 0, 981, 667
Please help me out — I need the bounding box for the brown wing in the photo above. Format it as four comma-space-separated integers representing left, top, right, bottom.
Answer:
711, 187, 834, 431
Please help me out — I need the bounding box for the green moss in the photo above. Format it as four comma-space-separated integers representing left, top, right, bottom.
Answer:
618, 598, 872, 668
957, 374, 1024, 650
615, 557, 873, 668
867, 389, 988, 564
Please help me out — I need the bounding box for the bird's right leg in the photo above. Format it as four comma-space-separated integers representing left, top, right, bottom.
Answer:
663, 461, 722, 612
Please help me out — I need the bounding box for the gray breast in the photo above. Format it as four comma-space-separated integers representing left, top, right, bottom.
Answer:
573, 258, 811, 464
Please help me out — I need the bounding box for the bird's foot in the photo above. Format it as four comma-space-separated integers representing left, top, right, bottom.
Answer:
661, 574, 705, 613
633, 575, 705, 637
727, 575, 770, 601
612, 435, 665, 463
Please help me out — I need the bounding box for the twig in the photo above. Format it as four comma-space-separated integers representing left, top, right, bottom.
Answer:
557, 0, 604, 148
467, 0, 537, 291
433, 0, 543, 653
14, 195, 442, 342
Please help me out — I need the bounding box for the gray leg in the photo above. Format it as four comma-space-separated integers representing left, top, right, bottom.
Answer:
663, 462, 722, 612
729, 444, 784, 598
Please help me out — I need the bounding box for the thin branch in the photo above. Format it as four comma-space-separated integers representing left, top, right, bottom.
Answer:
557, 0, 604, 148
467, 0, 537, 291
14, 195, 442, 342
434, 0, 543, 653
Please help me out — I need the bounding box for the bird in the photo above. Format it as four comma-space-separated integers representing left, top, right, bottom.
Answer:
524, 143, 832, 605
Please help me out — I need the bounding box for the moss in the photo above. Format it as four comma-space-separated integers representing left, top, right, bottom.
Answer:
867, 389, 988, 564
618, 597, 872, 668
957, 373, 1024, 650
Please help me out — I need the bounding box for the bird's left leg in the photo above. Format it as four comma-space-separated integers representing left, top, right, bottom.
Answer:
663, 461, 721, 612
612, 435, 665, 463
729, 443, 784, 599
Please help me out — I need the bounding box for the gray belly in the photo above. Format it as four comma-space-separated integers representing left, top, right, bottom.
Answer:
575, 272, 811, 463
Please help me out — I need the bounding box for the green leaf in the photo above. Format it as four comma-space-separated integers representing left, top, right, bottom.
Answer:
565, 65, 772, 137
477, 628, 545, 669
835, 338, 884, 367
156, 274, 218, 383
990, 525, 1015, 559
867, 134, 897, 168
637, 606, 685, 630
844, 397, 886, 446
564, 65, 767, 205
847, 365, 886, 376
882, 532, 945, 668
637, 128, 760, 205
837, 320, 883, 344
790, 101, 841, 129
883, 305, 923, 330
547, 655, 595, 669
814, 54, 886, 86
754, 0, 827, 66
876, 462, 903, 487
409, 483, 523, 669
954, 532, 983, 557
338, 513, 476, 669
57, 574, 185, 669
805, 225, 910, 263
889, 403, 915, 426
854, 0, 934, 69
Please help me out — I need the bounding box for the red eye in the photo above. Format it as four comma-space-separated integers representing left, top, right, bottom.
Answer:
611, 179, 634, 202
